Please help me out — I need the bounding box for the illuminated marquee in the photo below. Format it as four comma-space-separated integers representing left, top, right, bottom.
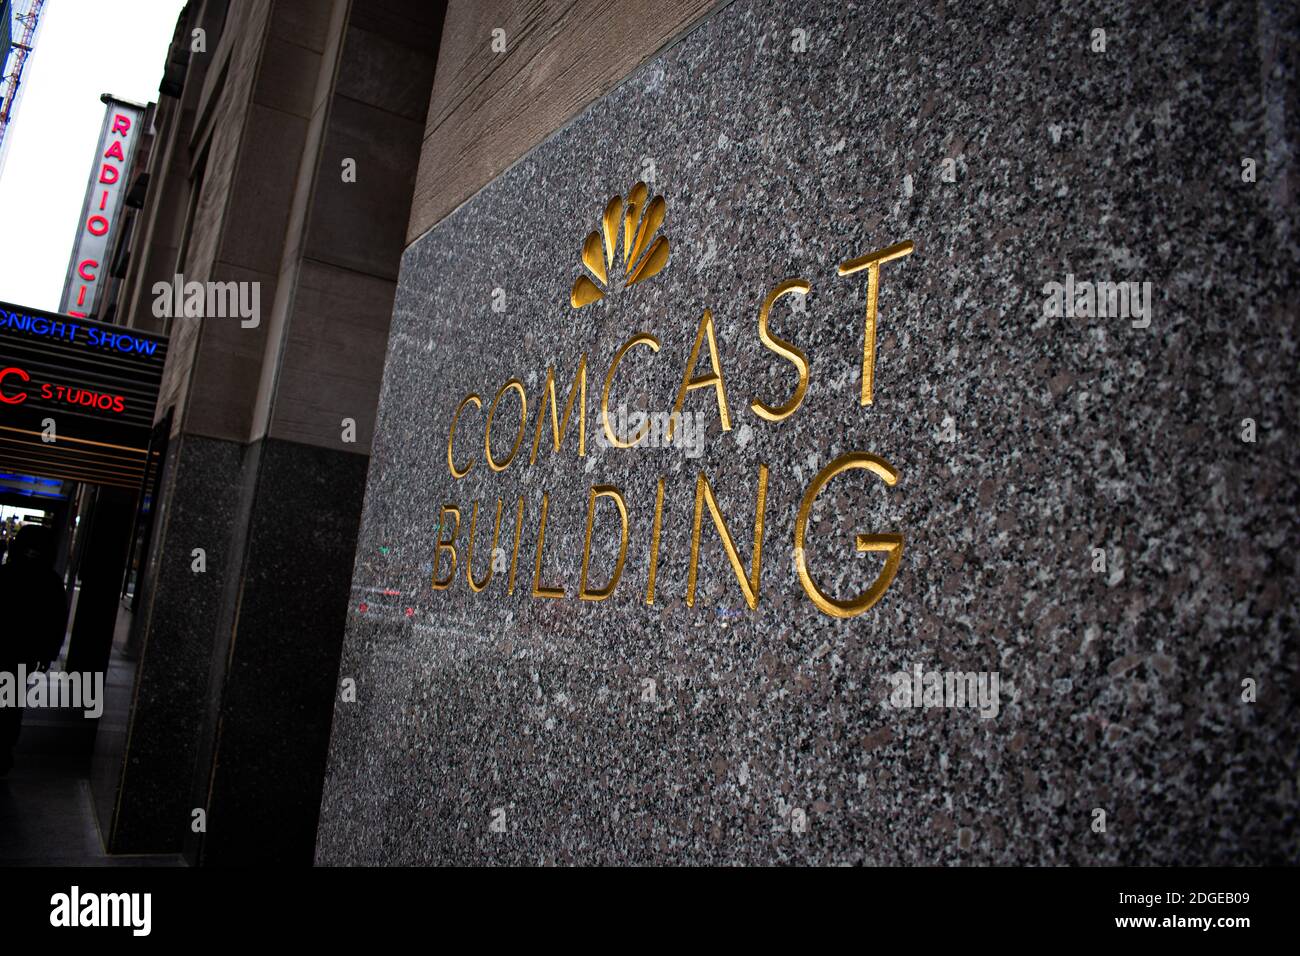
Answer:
0, 302, 167, 488
0, 310, 161, 355
431, 181, 914, 620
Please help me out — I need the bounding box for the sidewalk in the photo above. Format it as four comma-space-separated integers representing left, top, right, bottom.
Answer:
0, 648, 182, 867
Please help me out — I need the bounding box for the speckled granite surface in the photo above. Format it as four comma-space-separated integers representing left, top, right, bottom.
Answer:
316, 0, 1298, 864
99, 434, 243, 853
194, 438, 369, 865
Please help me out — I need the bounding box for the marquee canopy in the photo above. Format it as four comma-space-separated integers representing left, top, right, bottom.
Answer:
0, 301, 168, 489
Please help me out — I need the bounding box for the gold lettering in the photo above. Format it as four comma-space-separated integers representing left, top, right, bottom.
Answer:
432, 505, 461, 589
671, 308, 731, 438
601, 332, 660, 448
530, 355, 588, 463
687, 464, 769, 610
465, 498, 504, 592
750, 278, 811, 422
794, 452, 902, 617
837, 240, 914, 405
645, 477, 665, 605
579, 485, 629, 601
447, 395, 481, 478
531, 493, 564, 599
486, 379, 528, 471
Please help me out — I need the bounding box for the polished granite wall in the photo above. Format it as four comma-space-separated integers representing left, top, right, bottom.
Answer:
193, 438, 368, 865
316, 0, 1298, 864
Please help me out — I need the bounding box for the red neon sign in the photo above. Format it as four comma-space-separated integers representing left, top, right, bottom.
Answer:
0, 366, 30, 404
0, 365, 126, 413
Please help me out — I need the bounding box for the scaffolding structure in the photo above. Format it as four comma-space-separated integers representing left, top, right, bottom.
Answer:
0, 0, 46, 180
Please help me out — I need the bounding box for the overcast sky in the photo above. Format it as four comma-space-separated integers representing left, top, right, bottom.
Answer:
0, 0, 187, 311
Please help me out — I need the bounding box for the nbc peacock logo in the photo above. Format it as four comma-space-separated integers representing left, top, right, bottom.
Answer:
569, 181, 670, 309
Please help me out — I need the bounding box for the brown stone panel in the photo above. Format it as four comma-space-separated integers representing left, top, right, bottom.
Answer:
271, 0, 336, 54
253, 33, 325, 118
334, 12, 440, 122
184, 267, 277, 441
266, 259, 397, 452
407, 0, 723, 244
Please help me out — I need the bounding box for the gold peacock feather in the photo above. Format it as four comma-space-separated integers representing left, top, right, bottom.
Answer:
570, 181, 670, 308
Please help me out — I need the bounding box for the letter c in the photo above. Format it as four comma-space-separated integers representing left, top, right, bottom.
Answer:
0, 367, 29, 404
78, 259, 99, 281
447, 394, 481, 478
794, 452, 903, 618
601, 332, 661, 448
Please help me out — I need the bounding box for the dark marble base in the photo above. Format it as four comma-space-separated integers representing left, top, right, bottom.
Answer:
94, 434, 366, 863
95, 433, 244, 853
192, 438, 367, 866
